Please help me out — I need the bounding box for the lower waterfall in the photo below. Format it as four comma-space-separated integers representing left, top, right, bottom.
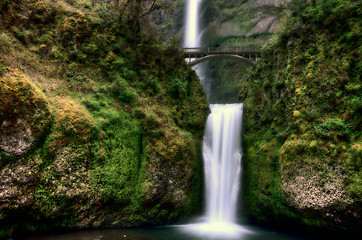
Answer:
183, 104, 251, 238
203, 104, 243, 224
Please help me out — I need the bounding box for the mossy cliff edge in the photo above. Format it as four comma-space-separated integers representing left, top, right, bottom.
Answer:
0, 0, 208, 238
241, 0, 361, 235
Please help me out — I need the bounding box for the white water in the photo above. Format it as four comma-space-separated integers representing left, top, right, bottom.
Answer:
203, 104, 243, 224
182, 0, 250, 238
184, 0, 203, 48
184, 104, 248, 238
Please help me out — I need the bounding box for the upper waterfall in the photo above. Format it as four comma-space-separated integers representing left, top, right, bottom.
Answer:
184, 0, 203, 47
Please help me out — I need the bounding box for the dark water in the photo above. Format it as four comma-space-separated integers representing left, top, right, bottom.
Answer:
21, 224, 321, 240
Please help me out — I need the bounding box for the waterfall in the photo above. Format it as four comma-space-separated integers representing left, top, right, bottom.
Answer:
182, 1, 251, 238
203, 104, 242, 224
184, 0, 203, 48
184, 104, 248, 238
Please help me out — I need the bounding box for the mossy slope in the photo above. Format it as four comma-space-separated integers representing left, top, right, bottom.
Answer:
0, 0, 208, 238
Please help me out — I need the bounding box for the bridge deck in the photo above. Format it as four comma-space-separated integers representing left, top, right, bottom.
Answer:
183, 47, 261, 58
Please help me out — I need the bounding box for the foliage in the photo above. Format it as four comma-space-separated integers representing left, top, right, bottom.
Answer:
106, 75, 138, 103
168, 77, 186, 99
313, 118, 352, 141
91, 108, 141, 204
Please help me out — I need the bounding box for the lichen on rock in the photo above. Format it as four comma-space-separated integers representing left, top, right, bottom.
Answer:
280, 139, 353, 210
0, 119, 34, 155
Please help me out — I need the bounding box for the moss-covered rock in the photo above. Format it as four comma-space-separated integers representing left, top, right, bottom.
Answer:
0, 68, 52, 157
51, 97, 96, 146
242, 0, 361, 235
280, 137, 353, 210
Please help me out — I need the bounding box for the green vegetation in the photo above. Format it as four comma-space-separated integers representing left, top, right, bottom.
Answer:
242, 0, 361, 234
0, 0, 207, 238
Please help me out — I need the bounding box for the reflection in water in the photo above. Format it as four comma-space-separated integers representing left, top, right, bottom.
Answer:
22, 225, 319, 240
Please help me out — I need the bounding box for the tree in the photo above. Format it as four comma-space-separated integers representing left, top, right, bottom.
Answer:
118, 0, 171, 35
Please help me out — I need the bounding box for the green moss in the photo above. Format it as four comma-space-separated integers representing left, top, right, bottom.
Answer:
292, 110, 301, 118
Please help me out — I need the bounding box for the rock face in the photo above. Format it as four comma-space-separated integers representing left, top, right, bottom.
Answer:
246, 16, 276, 36
141, 0, 185, 43
0, 66, 207, 235
142, 0, 283, 46
280, 139, 353, 210
206, 0, 283, 43
0, 160, 38, 209
0, 119, 34, 155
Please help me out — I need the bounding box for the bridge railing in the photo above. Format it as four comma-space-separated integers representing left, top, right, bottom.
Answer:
183, 47, 261, 53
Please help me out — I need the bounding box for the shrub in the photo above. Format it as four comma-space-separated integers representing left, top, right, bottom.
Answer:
0, 62, 3, 76
144, 76, 160, 96
56, 13, 91, 45
168, 78, 186, 99
106, 75, 138, 103
314, 118, 351, 141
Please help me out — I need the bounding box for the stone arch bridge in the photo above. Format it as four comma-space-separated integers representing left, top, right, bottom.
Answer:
183, 47, 261, 66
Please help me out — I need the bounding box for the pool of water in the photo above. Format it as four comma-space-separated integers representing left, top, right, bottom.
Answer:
21, 223, 321, 240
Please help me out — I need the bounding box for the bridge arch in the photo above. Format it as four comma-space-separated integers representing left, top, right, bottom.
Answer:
183, 47, 261, 67
187, 54, 256, 67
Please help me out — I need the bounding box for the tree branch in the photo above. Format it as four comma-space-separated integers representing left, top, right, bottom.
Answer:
141, 0, 158, 17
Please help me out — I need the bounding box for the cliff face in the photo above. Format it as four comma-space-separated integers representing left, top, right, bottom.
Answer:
142, 0, 284, 47
133, 0, 361, 235
196, 0, 285, 103
205, 0, 283, 45
241, 0, 361, 235
0, 0, 207, 238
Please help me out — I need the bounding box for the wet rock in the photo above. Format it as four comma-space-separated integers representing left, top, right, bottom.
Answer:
246, 16, 277, 36
0, 119, 34, 155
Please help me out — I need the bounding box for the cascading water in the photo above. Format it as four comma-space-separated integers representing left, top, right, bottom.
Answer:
186, 103, 249, 238
184, 0, 203, 48
182, 0, 251, 238
203, 104, 242, 225
185, 106, 249, 238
